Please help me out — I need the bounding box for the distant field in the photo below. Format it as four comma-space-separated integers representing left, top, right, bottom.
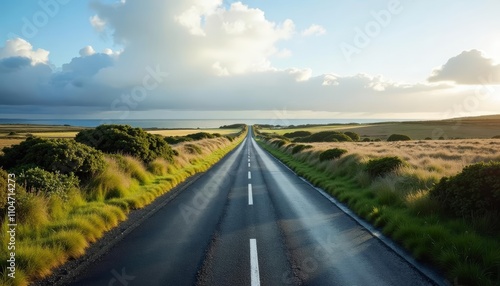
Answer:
148, 128, 241, 137
261, 118, 500, 140
0, 124, 242, 150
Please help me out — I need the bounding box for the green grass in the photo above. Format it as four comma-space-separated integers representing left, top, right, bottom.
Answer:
257, 137, 500, 286
0, 128, 247, 285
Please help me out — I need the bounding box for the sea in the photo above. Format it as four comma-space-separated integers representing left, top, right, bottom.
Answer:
0, 118, 412, 129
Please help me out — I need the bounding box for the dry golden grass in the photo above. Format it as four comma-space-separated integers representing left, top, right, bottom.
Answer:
309, 139, 500, 178
0, 138, 24, 151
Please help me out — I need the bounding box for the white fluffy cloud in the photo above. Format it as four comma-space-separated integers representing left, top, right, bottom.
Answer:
428, 50, 500, 84
0, 38, 49, 64
302, 24, 326, 37
79, 46, 96, 57
90, 15, 107, 32
1, 1, 500, 119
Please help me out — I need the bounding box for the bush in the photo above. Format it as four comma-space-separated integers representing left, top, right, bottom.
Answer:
0, 137, 105, 179
387, 134, 411, 141
295, 131, 353, 142
75, 124, 175, 163
272, 139, 288, 148
164, 136, 193, 144
361, 138, 371, 142
319, 148, 348, 162
283, 131, 312, 138
492, 135, 500, 139
186, 132, 214, 141
291, 144, 313, 154
344, 131, 360, 141
430, 161, 500, 219
18, 167, 79, 199
366, 156, 404, 177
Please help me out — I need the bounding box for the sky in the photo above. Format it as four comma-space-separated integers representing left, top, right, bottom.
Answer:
0, 0, 499, 120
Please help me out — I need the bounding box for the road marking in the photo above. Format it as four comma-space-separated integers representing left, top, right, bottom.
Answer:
248, 158, 251, 162
248, 184, 253, 205
250, 239, 260, 286
248, 171, 251, 179
248, 162, 251, 167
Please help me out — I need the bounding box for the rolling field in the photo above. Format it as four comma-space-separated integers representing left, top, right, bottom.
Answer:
0, 125, 242, 151
261, 117, 500, 140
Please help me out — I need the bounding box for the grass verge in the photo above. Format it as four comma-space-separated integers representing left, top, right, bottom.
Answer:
257, 137, 500, 286
0, 129, 246, 286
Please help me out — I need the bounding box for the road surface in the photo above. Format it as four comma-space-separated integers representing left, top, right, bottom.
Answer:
71, 128, 443, 286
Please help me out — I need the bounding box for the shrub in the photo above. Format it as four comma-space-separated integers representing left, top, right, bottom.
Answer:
18, 167, 79, 199
273, 139, 288, 148
366, 156, 404, 177
75, 124, 175, 163
283, 131, 312, 138
295, 131, 353, 143
164, 136, 193, 144
362, 138, 371, 142
344, 131, 360, 141
0, 137, 105, 179
291, 144, 313, 154
319, 148, 348, 162
492, 135, 500, 139
186, 132, 214, 141
387, 134, 411, 141
430, 161, 500, 219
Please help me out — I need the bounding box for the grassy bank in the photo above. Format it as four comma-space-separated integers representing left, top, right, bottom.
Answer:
256, 128, 500, 285
0, 128, 247, 286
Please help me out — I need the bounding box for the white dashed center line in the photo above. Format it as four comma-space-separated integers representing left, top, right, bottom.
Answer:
248, 183, 253, 205
249, 239, 260, 286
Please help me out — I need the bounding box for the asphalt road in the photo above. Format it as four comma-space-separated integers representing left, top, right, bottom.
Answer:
71, 129, 444, 286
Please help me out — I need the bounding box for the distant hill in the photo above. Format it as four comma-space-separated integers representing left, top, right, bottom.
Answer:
450, 114, 500, 121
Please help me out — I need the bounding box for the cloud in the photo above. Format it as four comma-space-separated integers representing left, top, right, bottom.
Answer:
79, 46, 96, 57
90, 15, 107, 32
428, 50, 500, 85
0, 38, 49, 64
0, 57, 32, 73
302, 24, 326, 37
1, 1, 499, 119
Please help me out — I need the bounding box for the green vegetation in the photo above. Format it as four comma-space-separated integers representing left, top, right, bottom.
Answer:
294, 131, 354, 142
291, 144, 312, 154
387, 134, 411, 141
0, 124, 247, 285
283, 130, 312, 138
431, 161, 500, 221
18, 167, 79, 199
365, 157, 404, 178
344, 131, 360, 141
255, 125, 500, 286
318, 148, 348, 162
0, 137, 105, 179
75, 125, 175, 163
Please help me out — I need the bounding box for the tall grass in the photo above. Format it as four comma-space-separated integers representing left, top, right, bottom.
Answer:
259, 137, 500, 286
0, 129, 247, 285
